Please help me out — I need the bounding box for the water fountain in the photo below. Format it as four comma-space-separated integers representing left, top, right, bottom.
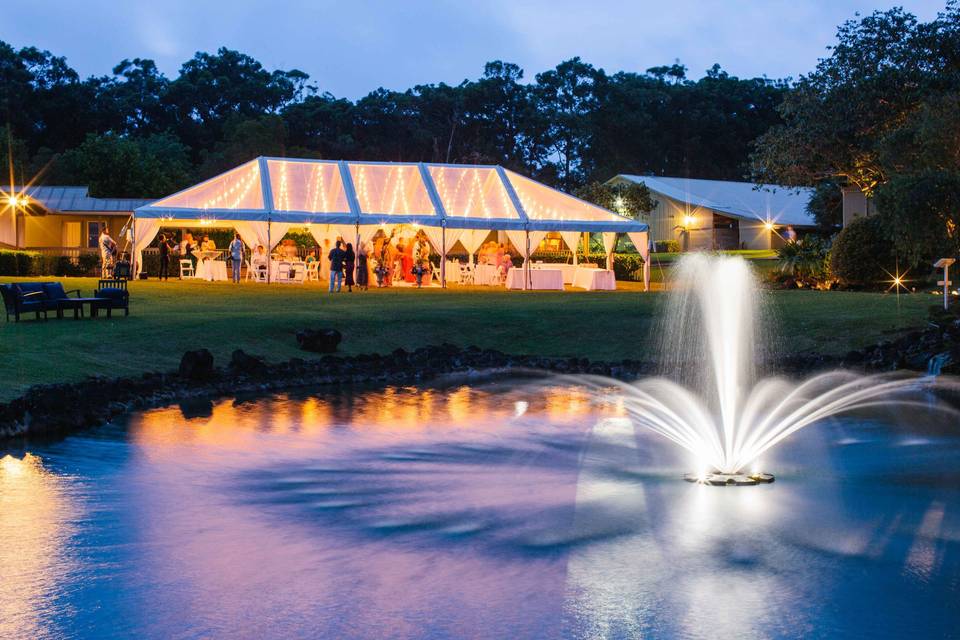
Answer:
582, 254, 947, 486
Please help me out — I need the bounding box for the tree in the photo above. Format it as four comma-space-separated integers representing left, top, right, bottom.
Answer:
531, 58, 606, 188
752, 4, 960, 266
101, 58, 173, 135
166, 47, 312, 154
52, 133, 191, 197
805, 180, 843, 231
574, 181, 656, 218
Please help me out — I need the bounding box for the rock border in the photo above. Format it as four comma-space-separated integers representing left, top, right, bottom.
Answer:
1, 344, 659, 443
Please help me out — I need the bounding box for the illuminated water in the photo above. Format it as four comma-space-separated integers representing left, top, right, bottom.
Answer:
613, 254, 945, 475
2, 380, 959, 639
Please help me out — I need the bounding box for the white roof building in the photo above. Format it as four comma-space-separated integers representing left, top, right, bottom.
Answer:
609, 175, 814, 251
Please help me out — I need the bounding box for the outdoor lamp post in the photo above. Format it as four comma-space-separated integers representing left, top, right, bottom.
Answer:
935, 258, 955, 310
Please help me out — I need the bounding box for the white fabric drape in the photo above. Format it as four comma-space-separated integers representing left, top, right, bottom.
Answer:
422, 226, 462, 257
133, 218, 161, 276
458, 229, 489, 262
627, 231, 650, 292
233, 221, 292, 252
504, 230, 528, 260
528, 231, 547, 256
602, 232, 618, 270
559, 231, 580, 264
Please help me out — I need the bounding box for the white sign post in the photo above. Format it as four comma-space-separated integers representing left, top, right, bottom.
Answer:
935, 258, 955, 310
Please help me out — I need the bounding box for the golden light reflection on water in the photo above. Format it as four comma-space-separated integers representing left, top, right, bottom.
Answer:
129, 383, 609, 453
0, 454, 78, 640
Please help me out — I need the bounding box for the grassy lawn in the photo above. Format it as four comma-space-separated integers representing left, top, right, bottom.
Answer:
0, 276, 933, 401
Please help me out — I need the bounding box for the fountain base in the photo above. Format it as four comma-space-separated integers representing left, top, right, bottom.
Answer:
684, 472, 775, 486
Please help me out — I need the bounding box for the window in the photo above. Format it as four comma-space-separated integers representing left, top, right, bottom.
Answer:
87, 221, 101, 249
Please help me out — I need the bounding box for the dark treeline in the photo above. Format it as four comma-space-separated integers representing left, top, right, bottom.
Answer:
0, 42, 788, 197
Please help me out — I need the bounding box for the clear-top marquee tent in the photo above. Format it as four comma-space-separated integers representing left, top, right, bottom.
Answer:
133, 157, 651, 289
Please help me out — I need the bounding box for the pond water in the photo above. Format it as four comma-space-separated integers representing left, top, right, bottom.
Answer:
1, 378, 959, 639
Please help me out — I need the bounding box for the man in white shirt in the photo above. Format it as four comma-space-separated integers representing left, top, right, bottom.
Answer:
99, 227, 117, 277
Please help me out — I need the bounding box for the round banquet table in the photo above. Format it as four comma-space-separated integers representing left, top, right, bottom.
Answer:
505, 268, 564, 290
194, 259, 228, 282
572, 267, 616, 291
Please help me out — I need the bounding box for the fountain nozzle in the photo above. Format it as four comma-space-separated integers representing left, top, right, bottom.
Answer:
683, 471, 775, 486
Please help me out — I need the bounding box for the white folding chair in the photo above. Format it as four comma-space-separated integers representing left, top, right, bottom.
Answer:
291, 262, 307, 284
179, 259, 195, 279
306, 261, 319, 281
276, 261, 291, 283
495, 265, 506, 285
459, 263, 474, 285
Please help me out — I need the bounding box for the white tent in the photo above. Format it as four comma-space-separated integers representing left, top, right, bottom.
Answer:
133, 157, 651, 289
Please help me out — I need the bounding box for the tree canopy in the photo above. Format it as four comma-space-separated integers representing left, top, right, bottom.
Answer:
751, 2, 960, 265
1, 41, 787, 199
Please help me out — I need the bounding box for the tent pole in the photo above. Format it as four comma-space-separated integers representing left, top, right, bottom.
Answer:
525, 229, 530, 291
267, 220, 271, 284
130, 212, 136, 278
441, 223, 446, 288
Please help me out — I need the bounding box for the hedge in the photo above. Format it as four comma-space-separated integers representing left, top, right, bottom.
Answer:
0, 250, 101, 277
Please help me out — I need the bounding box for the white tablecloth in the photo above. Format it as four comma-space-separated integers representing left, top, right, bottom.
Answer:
195, 259, 228, 281
506, 268, 564, 290
531, 262, 578, 284
474, 263, 500, 286
572, 267, 616, 291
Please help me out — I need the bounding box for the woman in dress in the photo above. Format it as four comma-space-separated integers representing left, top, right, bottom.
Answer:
343, 242, 356, 292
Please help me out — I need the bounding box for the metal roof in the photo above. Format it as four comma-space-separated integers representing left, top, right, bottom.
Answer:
4, 185, 154, 214
613, 175, 816, 227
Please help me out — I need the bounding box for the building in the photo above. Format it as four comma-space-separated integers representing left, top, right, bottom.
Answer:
607, 175, 815, 251
1, 186, 152, 256
841, 186, 875, 227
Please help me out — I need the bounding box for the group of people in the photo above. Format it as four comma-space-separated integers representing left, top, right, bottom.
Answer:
476, 241, 515, 272
153, 231, 221, 281
370, 231, 433, 288
149, 228, 439, 289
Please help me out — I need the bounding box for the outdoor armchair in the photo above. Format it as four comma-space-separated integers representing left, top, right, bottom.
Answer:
1, 283, 50, 322
92, 281, 130, 318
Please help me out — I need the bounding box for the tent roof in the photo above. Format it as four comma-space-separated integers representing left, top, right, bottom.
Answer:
136, 158, 647, 233
613, 175, 815, 227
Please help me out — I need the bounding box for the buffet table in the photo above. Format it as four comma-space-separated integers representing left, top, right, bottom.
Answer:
531, 262, 577, 284
572, 267, 616, 291
506, 268, 564, 290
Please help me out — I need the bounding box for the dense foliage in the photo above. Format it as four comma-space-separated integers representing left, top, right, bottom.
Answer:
752, 2, 960, 266
828, 217, 896, 287
776, 237, 831, 287
0, 42, 787, 197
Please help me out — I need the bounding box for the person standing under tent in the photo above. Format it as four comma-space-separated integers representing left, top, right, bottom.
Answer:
356, 242, 370, 291
328, 240, 345, 293
343, 242, 356, 292
181, 232, 198, 274
228, 233, 245, 283
157, 233, 173, 281
99, 227, 117, 277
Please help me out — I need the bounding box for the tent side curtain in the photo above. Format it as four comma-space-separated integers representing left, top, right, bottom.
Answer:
133, 218, 162, 276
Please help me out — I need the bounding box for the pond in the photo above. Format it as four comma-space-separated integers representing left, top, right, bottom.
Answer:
1, 378, 959, 639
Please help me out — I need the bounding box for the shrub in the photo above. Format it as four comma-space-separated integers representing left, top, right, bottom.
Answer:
655, 240, 681, 253
776, 236, 831, 286
829, 217, 896, 288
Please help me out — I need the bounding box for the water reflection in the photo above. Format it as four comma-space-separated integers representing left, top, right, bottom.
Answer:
0, 454, 79, 640
1, 381, 958, 639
